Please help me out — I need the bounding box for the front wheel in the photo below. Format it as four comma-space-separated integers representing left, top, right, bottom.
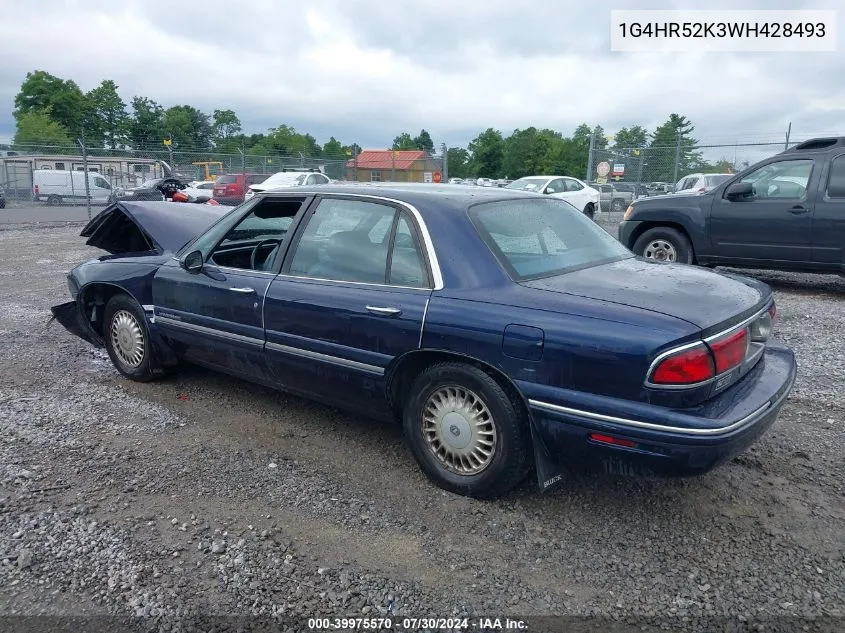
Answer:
403, 362, 532, 499
583, 203, 595, 220
103, 294, 157, 382
632, 227, 694, 264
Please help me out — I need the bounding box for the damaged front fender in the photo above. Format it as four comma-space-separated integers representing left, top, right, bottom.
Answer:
49, 301, 103, 347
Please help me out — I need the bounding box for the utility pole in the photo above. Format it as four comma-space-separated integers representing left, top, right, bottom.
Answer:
78, 129, 91, 220
441, 143, 448, 181
672, 127, 682, 184
586, 132, 596, 181
785, 122, 792, 150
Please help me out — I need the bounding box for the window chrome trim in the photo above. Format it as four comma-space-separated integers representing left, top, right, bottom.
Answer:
418, 296, 431, 348
259, 191, 444, 290
528, 397, 775, 437
155, 316, 264, 347
265, 342, 384, 375
644, 301, 774, 390
275, 273, 431, 292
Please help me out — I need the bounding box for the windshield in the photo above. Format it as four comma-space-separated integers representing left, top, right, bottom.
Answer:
470, 197, 631, 280
260, 172, 309, 187
505, 177, 549, 192
215, 175, 237, 184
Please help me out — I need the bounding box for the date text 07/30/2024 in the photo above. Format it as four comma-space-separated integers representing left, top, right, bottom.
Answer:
307, 617, 528, 630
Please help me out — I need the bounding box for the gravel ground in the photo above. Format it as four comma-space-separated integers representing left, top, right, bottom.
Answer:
0, 222, 843, 632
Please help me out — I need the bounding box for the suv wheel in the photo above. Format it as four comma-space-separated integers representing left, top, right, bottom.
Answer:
633, 227, 694, 264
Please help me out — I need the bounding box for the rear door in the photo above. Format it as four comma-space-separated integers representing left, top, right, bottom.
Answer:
709, 157, 818, 264
811, 152, 845, 269
263, 196, 433, 415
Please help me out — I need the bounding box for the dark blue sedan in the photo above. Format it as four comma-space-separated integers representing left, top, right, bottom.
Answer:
51, 184, 797, 498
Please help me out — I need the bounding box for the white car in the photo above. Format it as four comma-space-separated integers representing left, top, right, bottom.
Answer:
505, 175, 601, 219
674, 173, 732, 194
183, 180, 216, 198
244, 170, 331, 201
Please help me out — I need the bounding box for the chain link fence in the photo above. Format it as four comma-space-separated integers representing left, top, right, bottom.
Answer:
0, 142, 446, 217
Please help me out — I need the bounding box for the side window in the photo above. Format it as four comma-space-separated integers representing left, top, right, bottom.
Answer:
94, 176, 111, 189
545, 179, 565, 193
565, 179, 584, 191
288, 198, 396, 283
208, 197, 304, 271
306, 174, 318, 185
738, 159, 813, 199
389, 214, 428, 287
826, 155, 845, 198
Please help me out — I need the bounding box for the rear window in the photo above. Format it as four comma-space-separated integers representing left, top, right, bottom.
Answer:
470, 198, 631, 280
216, 175, 237, 184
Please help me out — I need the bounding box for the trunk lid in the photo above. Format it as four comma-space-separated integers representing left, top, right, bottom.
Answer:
521, 257, 769, 332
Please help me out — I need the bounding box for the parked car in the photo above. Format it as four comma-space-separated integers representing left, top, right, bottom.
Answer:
448, 178, 464, 184
619, 137, 845, 273
116, 178, 189, 202
674, 173, 733, 194
508, 176, 601, 219
244, 170, 331, 201
50, 184, 796, 499
188, 180, 216, 193
213, 173, 270, 205
646, 182, 675, 196
33, 169, 114, 205
589, 182, 633, 213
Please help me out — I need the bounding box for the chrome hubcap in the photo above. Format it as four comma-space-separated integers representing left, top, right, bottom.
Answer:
422, 385, 497, 475
110, 310, 145, 367
644, 239, 677, 262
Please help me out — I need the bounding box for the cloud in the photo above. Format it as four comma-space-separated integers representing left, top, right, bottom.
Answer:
0, 0, 843, 153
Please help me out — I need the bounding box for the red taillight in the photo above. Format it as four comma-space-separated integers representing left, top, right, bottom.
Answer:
708, 328, 749, 374
651, 344, 715, 385
34, 185, 40, 194
589, 433, 638, 448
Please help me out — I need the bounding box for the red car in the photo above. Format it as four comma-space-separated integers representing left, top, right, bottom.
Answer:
212, 173, 269, 205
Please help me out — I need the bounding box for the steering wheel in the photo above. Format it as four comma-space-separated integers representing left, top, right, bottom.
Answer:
250, 238, 283, 271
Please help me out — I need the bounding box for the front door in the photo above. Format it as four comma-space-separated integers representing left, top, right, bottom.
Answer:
709, 157, 817, 264
263, 196, 433, 415
152, 195, 310, 380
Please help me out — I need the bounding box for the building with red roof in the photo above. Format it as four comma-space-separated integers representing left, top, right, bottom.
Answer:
345, 150, 441, 183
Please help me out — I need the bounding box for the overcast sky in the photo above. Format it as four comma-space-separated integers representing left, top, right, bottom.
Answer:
2, 0, 842, 161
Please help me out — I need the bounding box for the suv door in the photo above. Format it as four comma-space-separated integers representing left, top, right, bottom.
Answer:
811, 152, 845, 269
263, 196, 434, 416
709, 158, 817, 264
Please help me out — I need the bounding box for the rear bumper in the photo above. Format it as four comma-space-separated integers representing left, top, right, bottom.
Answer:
526, 344, 797, 477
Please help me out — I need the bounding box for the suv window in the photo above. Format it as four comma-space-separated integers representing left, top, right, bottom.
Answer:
738, 159, 813, 199
216, 175, 236, 184
288, 198, 396, 283
826, 155, 845, 198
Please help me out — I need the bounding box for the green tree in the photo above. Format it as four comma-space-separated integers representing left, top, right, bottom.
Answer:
412, 129, 434, 153
13, 70, 89, 138
322, 136, 344, 157
502, 127, 557, 178
468, 128, 505, 178
391, 132, 416, 150
162, 105, 212, 151
613, 125, 648, 150
644, 114, 703, 182
251, 125, 321, 159
129, 96, 165, 149
446, 147, 470, 178
87, 80, 129, 149
13, 109, 72, 147
212, 109, 242, 150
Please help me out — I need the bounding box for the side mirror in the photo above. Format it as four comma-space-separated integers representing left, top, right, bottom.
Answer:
725, 181, 753, 199
182, 250, 204, 273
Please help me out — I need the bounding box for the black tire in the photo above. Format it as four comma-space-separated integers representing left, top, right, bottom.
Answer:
102, 294, 157, 382
47, 195, 61, 206
611, 198, 625, 213
403, 362, 532, 499
583, 203, 595, 220
632, 226, 694, 264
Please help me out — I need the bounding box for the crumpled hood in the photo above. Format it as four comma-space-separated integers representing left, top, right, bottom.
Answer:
81, 201, 229, 254
521, 257, 769, 331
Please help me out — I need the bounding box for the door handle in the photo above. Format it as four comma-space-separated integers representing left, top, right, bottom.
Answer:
229, 287, 256, 294
788, 206, 809, 214
366, 305, 402, 317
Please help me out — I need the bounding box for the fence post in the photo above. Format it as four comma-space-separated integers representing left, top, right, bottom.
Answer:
785, 122, 792, 150
672, 130, 681, 185
441, 143, 448, 181
354, 147, 359, 182
586, 132, 595, 182
78, 131, 91, 220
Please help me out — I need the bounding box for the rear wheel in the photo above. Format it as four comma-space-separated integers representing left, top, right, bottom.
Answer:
633, 226, 694, 264
403, 362, 531, 499
103, 294, 157, 382
47, 195, 61, 206
611, 198, 625, 213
